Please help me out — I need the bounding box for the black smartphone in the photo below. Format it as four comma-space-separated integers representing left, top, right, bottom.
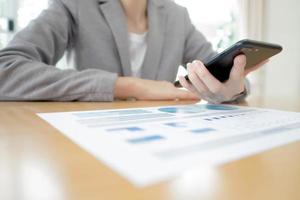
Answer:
174, 39, 283, 87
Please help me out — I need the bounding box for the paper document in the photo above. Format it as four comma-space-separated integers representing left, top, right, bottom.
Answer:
38, 104, 300, 187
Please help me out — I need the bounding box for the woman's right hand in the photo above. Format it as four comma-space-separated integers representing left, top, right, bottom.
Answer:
114, 77, 200, 101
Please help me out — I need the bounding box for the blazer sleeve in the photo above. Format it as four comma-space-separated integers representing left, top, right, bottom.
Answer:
0, 0, 117, 101
182, 8, 217, 65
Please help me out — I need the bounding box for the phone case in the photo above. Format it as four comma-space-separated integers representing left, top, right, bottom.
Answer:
174, 39, 283, 87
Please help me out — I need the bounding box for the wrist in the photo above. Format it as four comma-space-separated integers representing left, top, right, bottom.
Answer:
232, 79, 250, 102
232, 88, 248, 102
223, 86, 248, 103
114, 77, 140, 100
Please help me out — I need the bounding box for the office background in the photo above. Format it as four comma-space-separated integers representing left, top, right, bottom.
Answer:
0, 0, 299, 103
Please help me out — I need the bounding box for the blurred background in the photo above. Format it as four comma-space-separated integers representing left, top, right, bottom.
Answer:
0, 0, 299, 105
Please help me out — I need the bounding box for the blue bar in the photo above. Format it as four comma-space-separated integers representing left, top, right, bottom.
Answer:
164, 122, 186, 128
126, 127, 144, 132
127, 135, 164, 144
73, 109, 152, 118
191, 128, 215, 134
106, 127, 144, 132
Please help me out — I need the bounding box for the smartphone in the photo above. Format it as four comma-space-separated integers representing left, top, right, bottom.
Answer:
174, 39, 283, 87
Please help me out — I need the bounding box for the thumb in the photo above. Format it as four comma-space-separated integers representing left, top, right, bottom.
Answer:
230, 54, 246, 80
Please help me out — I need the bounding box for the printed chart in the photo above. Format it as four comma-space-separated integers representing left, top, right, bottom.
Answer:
38, 104, 300, 187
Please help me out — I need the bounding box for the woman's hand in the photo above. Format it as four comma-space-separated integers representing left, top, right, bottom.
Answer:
114, 77, 199, 101
179, 55, 267, 104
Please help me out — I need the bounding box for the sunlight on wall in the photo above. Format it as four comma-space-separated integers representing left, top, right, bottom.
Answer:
174, 0, 239, 78
17, 0, 48, 29
174, 0, 239, 51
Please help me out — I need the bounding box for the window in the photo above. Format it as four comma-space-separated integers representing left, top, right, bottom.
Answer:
0, 0, 48, 47
17, 0, 48, 29
174, 0, 239, 52
174, 0, 240, 78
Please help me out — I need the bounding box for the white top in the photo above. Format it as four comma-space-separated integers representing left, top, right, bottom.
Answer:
129, 32, 148, 77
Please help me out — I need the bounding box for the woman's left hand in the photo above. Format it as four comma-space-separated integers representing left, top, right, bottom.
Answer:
179, 55, 268, 104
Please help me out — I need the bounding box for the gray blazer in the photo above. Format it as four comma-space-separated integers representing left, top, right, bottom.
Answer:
0, 0, 216, 101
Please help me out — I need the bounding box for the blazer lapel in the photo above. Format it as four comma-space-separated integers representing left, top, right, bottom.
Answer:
141, 0, 166, 80
98, 0, 132, 76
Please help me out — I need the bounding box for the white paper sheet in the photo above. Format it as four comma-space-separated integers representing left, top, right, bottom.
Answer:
38, 104, 300, 187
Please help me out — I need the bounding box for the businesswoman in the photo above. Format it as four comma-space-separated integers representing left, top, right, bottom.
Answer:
0, 0, 263, 102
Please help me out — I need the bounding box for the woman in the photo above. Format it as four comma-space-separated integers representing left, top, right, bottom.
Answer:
0, 0, 262, 102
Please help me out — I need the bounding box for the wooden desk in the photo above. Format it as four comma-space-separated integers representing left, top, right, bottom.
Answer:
1, 98, 300, 200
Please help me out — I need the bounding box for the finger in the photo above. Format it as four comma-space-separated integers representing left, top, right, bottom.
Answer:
230, 54, 247, 81
179, 76, 198, 94
191, 60, 224, 94
187, 63, 211, 95
244, 59, 269, 76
